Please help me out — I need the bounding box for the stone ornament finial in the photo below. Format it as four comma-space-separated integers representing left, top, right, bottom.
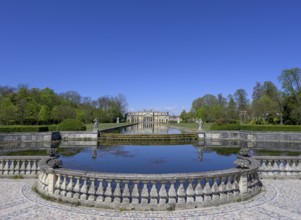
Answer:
198, 118, 203, 131
48, 159, 63, 169
234, 158, 250, 169
239, 148, 250, 157
93, 118, 99, 131
47, 149, 59, 158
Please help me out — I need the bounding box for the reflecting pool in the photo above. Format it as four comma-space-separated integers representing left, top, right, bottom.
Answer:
113, 123, 183, 134
60, 145, 237, 174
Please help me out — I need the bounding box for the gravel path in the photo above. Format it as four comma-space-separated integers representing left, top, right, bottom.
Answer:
0, 179, 300, 220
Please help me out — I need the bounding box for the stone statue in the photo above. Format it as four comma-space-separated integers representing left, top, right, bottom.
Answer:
93, 118, 99, 131
198, 118, 203, 131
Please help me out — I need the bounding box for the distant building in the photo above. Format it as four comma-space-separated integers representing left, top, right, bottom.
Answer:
126, 110, 169, 123
169, 115, 182, 123
126, 110, 181, 123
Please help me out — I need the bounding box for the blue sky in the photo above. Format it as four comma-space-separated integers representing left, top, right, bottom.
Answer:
1, 0, 300, 115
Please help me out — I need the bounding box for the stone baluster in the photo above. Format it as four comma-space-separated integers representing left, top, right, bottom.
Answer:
149, 181, 158, 205
14, 160, 20, 175
25, 160, 32, 175
177, 180, 186, 204
211, 178, 219, 202
96, 178, 104, 203
226, 176, 234, 201
104, 179, 113, 203
195, 179, 204, 203
286, 160, 293, 175
168, 181, 177, 204
113, 180, 121, 203
218, 177, 227, 202
203, 178, 212, 204
131, 181, 140, 204
272, 159, 279, 175
260, 159, 267, 176
158, 181, 167, 205
267, 160, 273, 176
140, 181, 149, 204
54, 174, 62, 196
121, 180, 130, 204
233, 175, 240, 198
186, 180, 195, 203
80, 177, 88, 200
279, 160, 286, 176
20, 160, 26, 175
60, 175, 68, 196
297, 159, 301, 171
291, 160, 298, 174
32, 160, 38, 175
0, 159, 3, 174
66, 176, 74, 198
9, 159, 15, 175
87, 178, 96, 202
73, 176, 81, 199
3, 159, 9, 175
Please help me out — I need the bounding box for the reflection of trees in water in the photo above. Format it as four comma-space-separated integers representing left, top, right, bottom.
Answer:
59, 147, 83, 157
121, 123, 178, 134
208, 147, 241, 156
97, 145, 136, 158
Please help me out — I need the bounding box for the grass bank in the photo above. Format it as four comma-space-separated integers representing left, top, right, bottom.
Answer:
168, 123, 212, 132
86, 123, 135, 131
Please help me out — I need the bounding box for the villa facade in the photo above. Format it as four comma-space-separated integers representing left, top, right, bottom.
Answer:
126, 110, 170, 123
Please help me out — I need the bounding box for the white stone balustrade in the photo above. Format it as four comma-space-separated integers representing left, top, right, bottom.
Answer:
254, 156, 301, 178
36, 157, 261, 211
0, 156, 44, 177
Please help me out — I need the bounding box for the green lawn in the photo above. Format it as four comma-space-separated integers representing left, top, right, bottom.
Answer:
86, 123, 134, 131
169, 123, 212, 132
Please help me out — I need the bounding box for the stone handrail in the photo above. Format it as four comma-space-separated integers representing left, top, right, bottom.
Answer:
254, 156, 301, 178
36, 157, 261, 211
0, 156, 45, 177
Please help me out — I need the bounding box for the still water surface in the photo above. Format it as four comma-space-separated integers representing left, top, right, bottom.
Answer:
61, 145, 236, 174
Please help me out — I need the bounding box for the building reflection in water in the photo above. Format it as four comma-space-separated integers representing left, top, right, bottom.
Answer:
122, 123, 180, 134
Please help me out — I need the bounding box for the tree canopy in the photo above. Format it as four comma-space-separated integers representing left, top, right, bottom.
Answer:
0, 86, 128, 125
187, 67, 301, 125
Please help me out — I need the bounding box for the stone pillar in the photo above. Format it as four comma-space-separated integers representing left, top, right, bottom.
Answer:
238, 174, 248, 195
47, 172, 58, 195
116, 117, 119, 123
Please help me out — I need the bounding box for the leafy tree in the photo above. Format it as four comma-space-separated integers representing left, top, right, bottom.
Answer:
0, 97, 17, 124
38, 105, 51, 124
278, 68, 301, 124
226, 95, 238, 120
234, 89, 249, 112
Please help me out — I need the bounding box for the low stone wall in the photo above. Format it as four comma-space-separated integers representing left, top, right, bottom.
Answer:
59, 131, 98, 141
0, 132, 52, 142
36, 156, 261, 211
205, 131, 301, 143
254, 156, 301, 178
0, 156, 45, 177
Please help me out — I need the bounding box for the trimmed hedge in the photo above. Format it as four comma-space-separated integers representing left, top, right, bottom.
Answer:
210, 124, 301, 132
0, 126, 49, 133
210, 124, 241, 131
57, 119, 86, 131
48, 125, 58, 131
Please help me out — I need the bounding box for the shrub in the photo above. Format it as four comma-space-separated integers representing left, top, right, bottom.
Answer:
48, 125, 58, 131
0, 125, 49, 132
210, 124, 301, 132
210, 124, 241, 130
57, 119, 86, 131
216, 118, 237, 125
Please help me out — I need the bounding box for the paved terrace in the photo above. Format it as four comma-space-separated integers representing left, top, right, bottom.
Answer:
0, 179, 300, 220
